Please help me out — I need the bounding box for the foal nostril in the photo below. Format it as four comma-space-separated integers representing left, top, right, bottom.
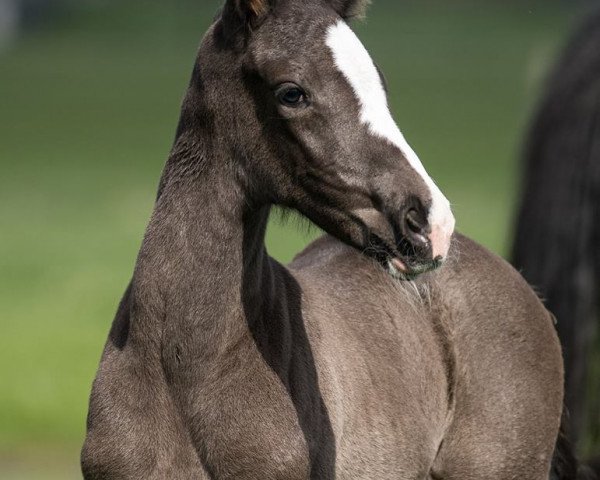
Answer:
404, 209, 429, 241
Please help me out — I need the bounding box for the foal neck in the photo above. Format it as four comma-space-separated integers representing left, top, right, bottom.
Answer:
135, 132, 276, 362
130, 134, 336, 479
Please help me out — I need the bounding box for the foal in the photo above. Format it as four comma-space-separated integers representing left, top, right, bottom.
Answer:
82, 1, 564, 478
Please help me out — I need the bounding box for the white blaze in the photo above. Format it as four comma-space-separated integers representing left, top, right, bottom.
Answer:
325, 20, 455, 258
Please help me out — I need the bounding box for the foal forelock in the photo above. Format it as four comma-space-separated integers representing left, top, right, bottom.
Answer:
325, 20, 454, 238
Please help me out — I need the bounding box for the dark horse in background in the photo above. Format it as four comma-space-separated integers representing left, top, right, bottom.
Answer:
513, 6, 600, 476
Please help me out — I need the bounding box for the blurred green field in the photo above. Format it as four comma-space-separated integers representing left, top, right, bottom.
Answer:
0, 0, 581, 477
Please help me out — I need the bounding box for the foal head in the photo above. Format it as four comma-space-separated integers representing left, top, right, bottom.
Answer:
179, 0, 455, 278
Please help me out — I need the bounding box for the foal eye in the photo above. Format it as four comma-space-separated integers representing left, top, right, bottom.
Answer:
276, 84, 308, 108
282, 89, 302, 104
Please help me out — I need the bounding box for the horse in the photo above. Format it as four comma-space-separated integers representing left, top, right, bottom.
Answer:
512, 6, 600, 473
82, 1, 565, 478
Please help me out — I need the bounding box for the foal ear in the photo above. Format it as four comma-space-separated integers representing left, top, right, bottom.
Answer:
234, 0, 270, 18
221, 0, 272, 37
327, 0, 371, 19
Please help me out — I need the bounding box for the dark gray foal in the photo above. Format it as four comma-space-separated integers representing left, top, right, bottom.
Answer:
82, 1, 564, 478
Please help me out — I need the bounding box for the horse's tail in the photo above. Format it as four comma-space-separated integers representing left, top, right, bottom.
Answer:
550, 412, 578, 480
550, 410, 599, 480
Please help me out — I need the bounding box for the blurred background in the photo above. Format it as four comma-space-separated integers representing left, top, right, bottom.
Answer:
0, 0, 598, 478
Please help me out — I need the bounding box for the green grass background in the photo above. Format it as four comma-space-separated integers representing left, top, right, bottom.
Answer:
0, 0, 591, 477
